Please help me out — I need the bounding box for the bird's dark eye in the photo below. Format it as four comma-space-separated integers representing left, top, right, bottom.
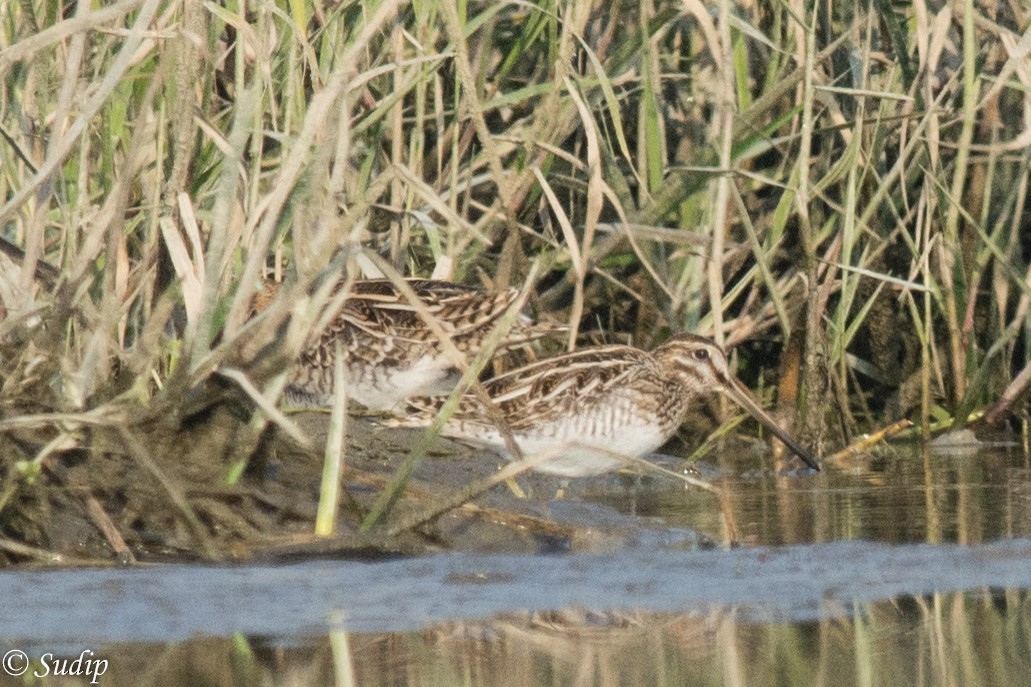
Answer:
694, 349, 709, 361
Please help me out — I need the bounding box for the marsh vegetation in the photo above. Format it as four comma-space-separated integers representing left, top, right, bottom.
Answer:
0, 0, 1028, 569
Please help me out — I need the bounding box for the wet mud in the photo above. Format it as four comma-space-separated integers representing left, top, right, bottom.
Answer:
0, 404, 715, 566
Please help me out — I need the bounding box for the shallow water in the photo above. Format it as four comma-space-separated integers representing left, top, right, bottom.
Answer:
589, 441, 1031, 545
1, 442, 1029, 685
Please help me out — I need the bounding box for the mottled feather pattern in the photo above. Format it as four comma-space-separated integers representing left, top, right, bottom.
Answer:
401, 342, 686, 435
253, 278, 560, 410
393, 333, 819, 475
448, 346, 665, 430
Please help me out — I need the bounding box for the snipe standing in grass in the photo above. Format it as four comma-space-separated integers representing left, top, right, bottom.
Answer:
255, 279, 560, 410
393, 333, 820, 475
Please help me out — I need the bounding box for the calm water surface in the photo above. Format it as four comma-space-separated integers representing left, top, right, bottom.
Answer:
1, 443, 1029, 686
589, 441, 1031, 545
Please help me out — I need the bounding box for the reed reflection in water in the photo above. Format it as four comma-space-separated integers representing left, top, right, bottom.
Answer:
35, 588, 1030, 687
586, 444, 1031, 547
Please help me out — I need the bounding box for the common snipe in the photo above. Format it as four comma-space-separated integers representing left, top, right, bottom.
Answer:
256, 279, 559, 410
393, 333, 819, 475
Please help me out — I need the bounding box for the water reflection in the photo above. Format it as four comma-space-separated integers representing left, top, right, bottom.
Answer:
4, 444, 1030, 685
587, 444, 1031, 546
23, 588, 1029, 686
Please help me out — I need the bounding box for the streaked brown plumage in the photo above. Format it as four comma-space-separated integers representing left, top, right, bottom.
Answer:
256, 278, 559, 410
393, 333, 819, 476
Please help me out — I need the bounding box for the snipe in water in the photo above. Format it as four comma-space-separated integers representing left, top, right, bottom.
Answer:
255, 279, 560, 410
393, 333, 819, 475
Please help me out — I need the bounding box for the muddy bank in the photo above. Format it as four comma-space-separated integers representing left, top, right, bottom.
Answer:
0, 404, 717, 567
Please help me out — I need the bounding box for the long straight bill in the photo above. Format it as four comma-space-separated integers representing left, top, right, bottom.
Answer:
725, 378, 820, 471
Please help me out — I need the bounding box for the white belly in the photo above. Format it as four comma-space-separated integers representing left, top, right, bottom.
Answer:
349, 354, 457, 410
455, 418, 668, 478
288, 354, 457, 410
